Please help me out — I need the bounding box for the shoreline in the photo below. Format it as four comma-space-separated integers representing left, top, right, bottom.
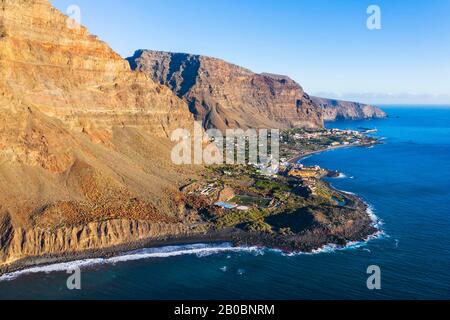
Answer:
1, 209, 384, 282
1, 200, 382, 280
0, 143, 381, 279
287, 142, 377, 164
0, 229, 243, 277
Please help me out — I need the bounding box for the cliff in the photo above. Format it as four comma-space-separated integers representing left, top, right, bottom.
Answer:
311, 96, 387, 121
0, 0, 199, 267
0, 0, 379, 271
127, 50, 324, 131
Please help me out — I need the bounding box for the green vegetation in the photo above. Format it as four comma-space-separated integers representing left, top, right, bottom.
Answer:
314, 180, 346, 206
216, 208, 270, 229
245, 220, 273, 233
195, 136, 363, 236
254, 179, 290, 193
231, 195, 271, 207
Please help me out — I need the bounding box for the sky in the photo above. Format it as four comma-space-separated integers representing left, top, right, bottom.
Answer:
51, 0, 450, 105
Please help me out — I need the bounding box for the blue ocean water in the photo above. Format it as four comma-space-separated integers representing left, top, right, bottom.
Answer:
1, 106, 449, 300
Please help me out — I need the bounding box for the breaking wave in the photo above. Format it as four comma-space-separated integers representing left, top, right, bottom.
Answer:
0, 243, 262, 282
282, 203, 386, 257
0, 205, 386, 282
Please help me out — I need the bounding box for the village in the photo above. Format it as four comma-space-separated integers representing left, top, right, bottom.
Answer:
280, 127, 379, 161
179, 127, 378, 234
181, 161, 344, 234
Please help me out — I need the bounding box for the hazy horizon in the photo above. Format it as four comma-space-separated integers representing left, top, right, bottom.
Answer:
51, 0, 450, 105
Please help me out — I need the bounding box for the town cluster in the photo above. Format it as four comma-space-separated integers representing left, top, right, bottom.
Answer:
181, 128, 378, 222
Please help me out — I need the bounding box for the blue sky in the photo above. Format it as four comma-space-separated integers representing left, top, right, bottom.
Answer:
51, 0, 450, 104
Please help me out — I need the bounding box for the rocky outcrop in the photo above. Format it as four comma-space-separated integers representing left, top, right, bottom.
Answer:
311, 96, 387, 121
127, 50, 324, 131
0, 0, 199, 268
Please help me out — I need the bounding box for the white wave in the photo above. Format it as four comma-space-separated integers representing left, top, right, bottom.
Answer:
315, 240, 367, 254
0, 243, 261, 282
284, 232, 385, 257
366, 204, 384, 229
282, 242, 362, 257
237, 268, 246, 275
336, 173, 347, 179
0, 204, 388, 281
283, 203, 386, 257
107, 243, 262, 263
297, 155, 311, 163
0, 258, 104, 282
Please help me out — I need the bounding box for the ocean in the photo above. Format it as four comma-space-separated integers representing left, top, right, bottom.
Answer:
1, 106, 449, 300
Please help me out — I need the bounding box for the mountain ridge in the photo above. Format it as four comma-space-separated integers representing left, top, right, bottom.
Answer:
127, 50, 386, 128
127, 50, 324, 131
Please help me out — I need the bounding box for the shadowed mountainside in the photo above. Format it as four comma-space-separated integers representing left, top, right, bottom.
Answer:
127, 50, 324, 131
0, 0, 199, 267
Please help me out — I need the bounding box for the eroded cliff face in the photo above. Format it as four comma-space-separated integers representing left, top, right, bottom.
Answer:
0, 0, 200, 268
0, 219, 191, 267
311, 96, 387, 121
127, 50, 324, 131
0, 0, 192, 138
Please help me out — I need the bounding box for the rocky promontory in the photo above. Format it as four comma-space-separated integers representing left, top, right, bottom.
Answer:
311, 96, 387, 121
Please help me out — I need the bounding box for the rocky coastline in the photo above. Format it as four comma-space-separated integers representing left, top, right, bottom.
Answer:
0, 147, 380, 278
0, 0, 381, 278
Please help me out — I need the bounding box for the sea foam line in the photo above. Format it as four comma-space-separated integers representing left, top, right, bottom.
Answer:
0, 243, 262, 282
282, 231, 386, 257
0, 205, 387, 282
281, 203, 386, 257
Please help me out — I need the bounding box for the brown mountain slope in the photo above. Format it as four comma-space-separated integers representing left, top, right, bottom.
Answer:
127, 50, 324, 131
0, 0, 198, 267
311, 96, 387, 121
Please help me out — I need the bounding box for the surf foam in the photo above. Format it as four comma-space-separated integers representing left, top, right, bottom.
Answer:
0, 243, 262, 282
0, 205, 387, 281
